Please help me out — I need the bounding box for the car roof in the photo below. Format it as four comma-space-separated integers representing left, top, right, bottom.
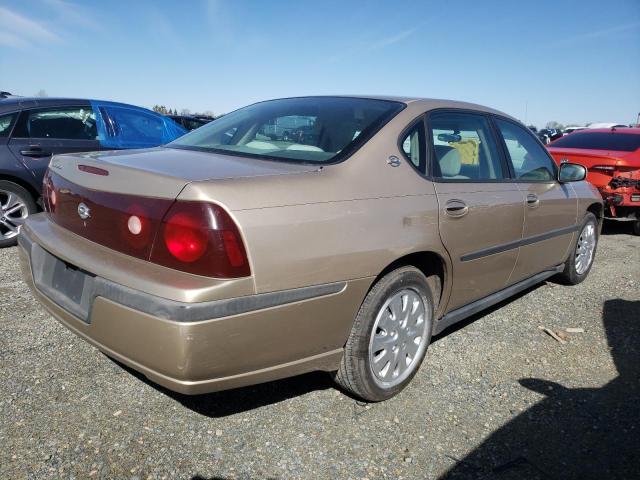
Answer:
570, 128, 640, 135
0, 95, 518, 123
256, 95, 518, 120
0, 97, 151, 114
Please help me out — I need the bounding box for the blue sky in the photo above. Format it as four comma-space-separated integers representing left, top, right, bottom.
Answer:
1, 0, 639, 127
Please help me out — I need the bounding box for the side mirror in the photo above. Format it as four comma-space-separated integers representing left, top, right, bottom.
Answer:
558, 162, 587, 183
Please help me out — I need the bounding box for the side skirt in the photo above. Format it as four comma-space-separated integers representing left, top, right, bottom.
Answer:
433, 265, 564, 336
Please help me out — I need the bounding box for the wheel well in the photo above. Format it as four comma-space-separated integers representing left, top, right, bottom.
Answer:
587, 202, 604, 226
0, 174, 40, 206
376, 251, 447, 312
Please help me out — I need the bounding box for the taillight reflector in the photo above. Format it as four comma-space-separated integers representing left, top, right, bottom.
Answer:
78, 165, 109, 176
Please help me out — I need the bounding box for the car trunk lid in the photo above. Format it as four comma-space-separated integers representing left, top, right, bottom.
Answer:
548, 147, 640, 188
44, 147, 319, 261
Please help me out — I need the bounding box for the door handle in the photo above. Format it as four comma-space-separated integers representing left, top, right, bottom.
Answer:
526, 194, 540, 208
20, 146, 52, 158
445, 199, 469, 218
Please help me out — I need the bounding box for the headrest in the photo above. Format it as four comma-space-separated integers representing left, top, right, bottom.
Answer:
439, 148, 462, 177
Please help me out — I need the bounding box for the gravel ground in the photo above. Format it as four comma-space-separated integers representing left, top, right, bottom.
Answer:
1, 223, 638, 480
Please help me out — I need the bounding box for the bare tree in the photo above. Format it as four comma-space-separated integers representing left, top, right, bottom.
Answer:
545, 121, 564, 130
152, 105, 169, 114
35, 89, 48, 97
180, 108, 191, 116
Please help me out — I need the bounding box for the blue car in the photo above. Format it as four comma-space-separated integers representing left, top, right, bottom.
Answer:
0, 97, 186, 246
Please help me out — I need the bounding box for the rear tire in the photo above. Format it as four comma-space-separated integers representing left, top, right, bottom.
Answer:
334, 266, 434, 402
556, 213, 598, 285
0, 181, 37, 248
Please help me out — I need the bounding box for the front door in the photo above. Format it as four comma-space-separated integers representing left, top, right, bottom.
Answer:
8, 105, 101, 188
429, 111, 525, 311
493, 117, 577, 283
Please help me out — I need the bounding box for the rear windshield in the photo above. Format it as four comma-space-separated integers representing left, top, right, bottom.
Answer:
168, 97, 405, 163
551, 132, 640, 152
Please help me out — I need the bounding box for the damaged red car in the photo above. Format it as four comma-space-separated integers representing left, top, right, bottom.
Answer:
548, 128, 640, 235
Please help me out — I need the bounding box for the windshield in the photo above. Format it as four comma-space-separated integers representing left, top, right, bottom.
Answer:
551, 132, 640, 152
168, 97, 405, 163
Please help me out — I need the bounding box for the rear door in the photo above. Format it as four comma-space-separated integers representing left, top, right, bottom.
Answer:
493, 117, 577, 283
8, 104, 100, 188
429, 110, 525, 311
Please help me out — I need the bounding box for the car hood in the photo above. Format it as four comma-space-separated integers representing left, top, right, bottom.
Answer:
50, 147, 322, 199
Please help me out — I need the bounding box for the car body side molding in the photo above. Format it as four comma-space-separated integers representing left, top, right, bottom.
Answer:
460, 224, 580, 262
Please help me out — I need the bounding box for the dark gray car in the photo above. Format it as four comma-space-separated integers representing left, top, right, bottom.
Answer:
0, 97, 186, 246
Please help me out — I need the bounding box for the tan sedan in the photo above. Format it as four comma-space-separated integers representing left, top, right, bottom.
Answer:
18, 96, 602, 401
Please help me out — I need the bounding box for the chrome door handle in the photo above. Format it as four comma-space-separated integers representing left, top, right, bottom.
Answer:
445, 199, 469, 218
20, 146, 52, 158
526, 194, 540, 208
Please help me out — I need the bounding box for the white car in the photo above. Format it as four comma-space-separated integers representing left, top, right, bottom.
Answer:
563, 126, 586, 136
587, 122, 628, 129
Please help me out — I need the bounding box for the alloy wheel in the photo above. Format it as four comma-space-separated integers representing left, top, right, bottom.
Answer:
575, 222, 596, 275
0, 189, 29, 241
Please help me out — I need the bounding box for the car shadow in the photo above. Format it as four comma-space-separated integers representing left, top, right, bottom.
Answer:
438, 299, 640, 479
109, 284, 548, 417
109, 357, 333, 418
601, 219, 635, 236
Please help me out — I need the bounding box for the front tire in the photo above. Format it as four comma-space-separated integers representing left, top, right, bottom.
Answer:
556, 213, 598, 285
632, 220, 640, 236
0, 181, 37, 248
334, 266, 434, 402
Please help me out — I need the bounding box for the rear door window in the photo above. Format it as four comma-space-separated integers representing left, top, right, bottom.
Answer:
550, 132, 640, 151
12, 107, 98, 140
429, 112, 505, 181
95, 103, 186, 148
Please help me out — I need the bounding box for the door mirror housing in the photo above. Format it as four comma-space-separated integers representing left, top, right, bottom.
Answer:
558, 162, 587, 183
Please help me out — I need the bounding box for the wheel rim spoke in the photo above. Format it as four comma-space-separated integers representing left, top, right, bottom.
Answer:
1, 192, 16, 210
0, 189, 29, 240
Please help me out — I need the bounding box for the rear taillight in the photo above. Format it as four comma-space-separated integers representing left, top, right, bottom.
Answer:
45, 172, 249, 279
149, 201, 250, 278
42, 173, 56, 213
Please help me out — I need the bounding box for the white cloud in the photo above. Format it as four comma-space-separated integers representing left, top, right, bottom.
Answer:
0, 30, 29, 48
325, 28, 417, 64
42, 0, 102, 32
563, 21, 640, 44
0, 6, 61, 48
370, 29, 416, 50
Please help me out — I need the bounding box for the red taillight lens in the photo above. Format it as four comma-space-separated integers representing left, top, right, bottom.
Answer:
150, 201, 250, 278
163, 211, 208, 263
42, 173, 56, 213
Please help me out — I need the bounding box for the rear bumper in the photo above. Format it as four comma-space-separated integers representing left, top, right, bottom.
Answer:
18, 222, 371, 395
599, 187, 640, 220
599, 174, 640, 217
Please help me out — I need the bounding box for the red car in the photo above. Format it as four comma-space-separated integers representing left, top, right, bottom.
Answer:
548, 128, 640, 235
